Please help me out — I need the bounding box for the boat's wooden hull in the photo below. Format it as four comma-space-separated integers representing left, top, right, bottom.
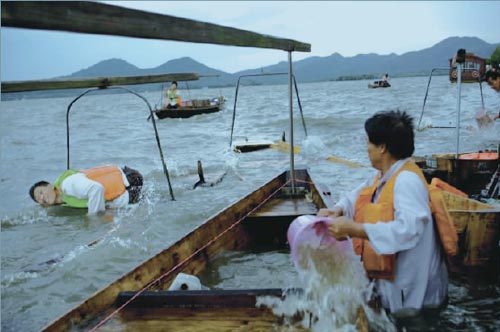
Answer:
233, 140, 273, 153
368, 82, 390, 88
414, 153, 499, 196
42, 169, 330, 332
105, 289, 309, 332
155, 105, 221, 119
443, 191, 500, 273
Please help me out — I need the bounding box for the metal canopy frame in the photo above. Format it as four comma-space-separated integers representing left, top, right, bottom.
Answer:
2, 1, 311, 199
417, 67, 486, 131
229, 72, 308, 148
65, 86, 176, 200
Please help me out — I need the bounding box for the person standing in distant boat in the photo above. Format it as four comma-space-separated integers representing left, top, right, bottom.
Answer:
29, 165, 143, 214
317, 110, 449, 318
380, 73, 390, 87
166, 81, 181, 109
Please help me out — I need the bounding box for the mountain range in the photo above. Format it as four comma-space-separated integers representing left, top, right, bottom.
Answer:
64, 37, 499, 89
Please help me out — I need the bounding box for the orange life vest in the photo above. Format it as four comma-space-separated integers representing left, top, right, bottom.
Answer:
430, 177, 467, 198
353, 161, 458, 280
81, 165, 126, 201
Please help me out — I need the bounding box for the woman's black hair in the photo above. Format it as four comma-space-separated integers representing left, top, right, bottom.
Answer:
365, 110, 415, 159
29, 181, 50, 202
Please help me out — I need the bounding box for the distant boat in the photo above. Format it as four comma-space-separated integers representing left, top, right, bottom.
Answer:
155, 97, 224, 119
368, 80, 391, 88
449, 52, 486, 83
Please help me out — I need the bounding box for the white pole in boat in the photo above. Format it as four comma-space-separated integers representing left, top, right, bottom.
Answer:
455, 61, 462, 159
288, 50, 296, 193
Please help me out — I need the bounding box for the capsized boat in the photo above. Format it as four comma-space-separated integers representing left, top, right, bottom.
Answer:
41, 168, 335, 331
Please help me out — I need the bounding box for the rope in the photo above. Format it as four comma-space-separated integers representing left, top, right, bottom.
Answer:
88, 178, 293, 331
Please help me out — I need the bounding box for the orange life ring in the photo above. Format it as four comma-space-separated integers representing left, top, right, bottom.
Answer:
451, 70, 457, 78
472, 70, 479, 78
458, 152, 498, 160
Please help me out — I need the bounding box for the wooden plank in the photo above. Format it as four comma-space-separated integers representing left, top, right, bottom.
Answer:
1, 1, 311, 52
98, 307, 304, 332
250, 197, 318, 218
1, 73, 199, 93
116, 289, 294, 308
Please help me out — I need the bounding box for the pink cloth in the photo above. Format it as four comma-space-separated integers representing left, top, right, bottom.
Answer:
287, 215, 352, 266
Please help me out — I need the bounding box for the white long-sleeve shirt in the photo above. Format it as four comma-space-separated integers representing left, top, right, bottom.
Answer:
335, 158, 448, 316
59, 169, 130, 214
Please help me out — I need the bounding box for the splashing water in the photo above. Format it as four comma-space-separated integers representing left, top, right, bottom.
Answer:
257, 241, 396, 332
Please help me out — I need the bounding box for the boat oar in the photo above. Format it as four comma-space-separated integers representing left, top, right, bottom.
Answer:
326, 156, 366, 168
270, 131, 300, 153
193, 160, 228, 189
23, 236, 103, 273
270, 140, 301, 154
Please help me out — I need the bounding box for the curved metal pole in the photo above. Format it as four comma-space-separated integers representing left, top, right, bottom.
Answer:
288, 51, 296, 193
184, 81, 192, 101
229, 72, 307, 148
417, 68, 448, 130
293, 75, 307, 137
66, 89, 96, 169
456, 63, 462, 158
479, 81, 484, 109
66, 86, 175, 200
229, 75, 244, 148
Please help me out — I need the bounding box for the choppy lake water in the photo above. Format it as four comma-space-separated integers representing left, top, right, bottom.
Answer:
1, 76, 499, 331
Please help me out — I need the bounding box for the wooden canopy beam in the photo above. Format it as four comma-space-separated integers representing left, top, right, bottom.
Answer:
1, 73, 199, 93
1, 1, 311, 52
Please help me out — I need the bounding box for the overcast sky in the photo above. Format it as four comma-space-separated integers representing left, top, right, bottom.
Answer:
2, 1, 499, 81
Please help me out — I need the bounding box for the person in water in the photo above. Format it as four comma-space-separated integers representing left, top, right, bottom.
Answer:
30, 165, 143, 214
318, 110, 448, 317
166, 81, 180, 109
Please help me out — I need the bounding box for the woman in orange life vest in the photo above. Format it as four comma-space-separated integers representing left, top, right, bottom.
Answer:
29, 165, 143, 215
318, 110, 448, 317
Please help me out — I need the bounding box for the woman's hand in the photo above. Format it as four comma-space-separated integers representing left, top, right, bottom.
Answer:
317, 207, 343, 218
328, 217, 367, 241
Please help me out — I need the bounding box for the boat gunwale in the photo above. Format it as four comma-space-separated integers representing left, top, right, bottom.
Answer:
41, 168, 326, 332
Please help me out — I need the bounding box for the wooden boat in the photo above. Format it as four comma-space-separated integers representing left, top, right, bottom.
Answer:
448, 52, 486, 83
155, 97, 224, 119
41, 168, 335, 332
368, 81, 390, 88
232, 133, 301, 154
39, 167, 499, 331
414, 152, 499, 196
443, 190, 500, 273
232, 139, 274, 152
